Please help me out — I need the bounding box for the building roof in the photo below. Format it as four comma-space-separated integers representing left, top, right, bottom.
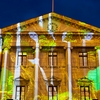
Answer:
1, 12, 100, 33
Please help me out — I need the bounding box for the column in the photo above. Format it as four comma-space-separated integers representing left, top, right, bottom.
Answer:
28, 31, 39, 100
34, 42, 39, 100
0, 29, 2, 99
0, 29, 2, 74
1, 47, 9, 99
13, 23, 21, 99
66, 42, 72, 100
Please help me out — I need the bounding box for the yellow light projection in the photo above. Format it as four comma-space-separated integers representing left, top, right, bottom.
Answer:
0, 31, 13, 99
1, 12, 100, 100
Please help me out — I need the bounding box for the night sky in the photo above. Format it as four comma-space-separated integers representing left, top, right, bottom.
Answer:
0, 0, 100, 28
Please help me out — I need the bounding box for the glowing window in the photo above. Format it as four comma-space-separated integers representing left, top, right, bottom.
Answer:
16, 86, 25, 100
18, 52, 27, 66
48, 86, 58, 100
48, 52, 57, 67
80, 86, 90, 100
79, 52, 87, 67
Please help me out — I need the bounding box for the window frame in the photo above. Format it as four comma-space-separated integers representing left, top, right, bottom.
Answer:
79, 52, 88, 67
48, 86, 58, 100
80, 86, 90, 100
16, 86, 25, 100
18, 51, 27, 66
48, 51, 57, 67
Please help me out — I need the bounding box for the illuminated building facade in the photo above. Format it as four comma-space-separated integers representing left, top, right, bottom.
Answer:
0, 12, 100, 100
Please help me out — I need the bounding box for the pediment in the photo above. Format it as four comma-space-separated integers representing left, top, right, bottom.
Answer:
1, 12, 100, 34
15, 76, 26, 81
14, 76, 29, 85
77, 76, 93, 86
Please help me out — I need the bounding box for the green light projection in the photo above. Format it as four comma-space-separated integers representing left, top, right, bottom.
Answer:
0, 68, 14, 99
87, 48, 100, 91
1, 33, 95, 100
63, 32, 77, 42
39, 35, 56, 51
20, 34, 56, 54
0, 32, 14, 99
2, 32, 13, 49
87, 66, 100, 91
0, 16, 98, 100
33, 92, 69, 100
1, 31, 95, 99
34, 91, 82, 100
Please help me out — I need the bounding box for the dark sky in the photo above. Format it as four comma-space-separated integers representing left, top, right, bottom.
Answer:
0, 0, 100, 28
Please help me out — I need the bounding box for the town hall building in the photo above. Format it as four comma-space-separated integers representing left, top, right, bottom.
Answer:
0, 12, 100, 100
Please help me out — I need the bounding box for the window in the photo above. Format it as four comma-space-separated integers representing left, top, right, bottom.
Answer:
16, 86, 25, 100
80, 86, 90, 100
18, 52, 27, 66
79, 52, 87, 67
48, 86, 58, 100
48, 52, 57, 67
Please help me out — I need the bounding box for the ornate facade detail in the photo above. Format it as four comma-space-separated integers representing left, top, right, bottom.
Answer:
0, 12, 100, 100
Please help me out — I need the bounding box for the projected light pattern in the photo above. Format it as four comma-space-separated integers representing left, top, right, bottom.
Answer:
32, 92, 69, 100
85, 50, 100, 99
1, 31, 13, 99
67, 42, 72, 100
28, 31, 57, 99
62, 33, 72, 99
62, 32, 76, 42
28, 32, 57, 99
84, 32, 94, 40
32, 91, 79, 100
0, 29, 2, 52
39, 16, 43, 27
1, 12, 100, 100
28, 59, 48, 91
0, 29, 2, 72
39, 66, 47, 81
48, 13, 55, 40
29, 31, 39, 100
39, 35, 56, 50
82, 39, 86, 47
1, 68, 14, 99
50, 51, 54, 86
61, 31, 97, 99
87, 65, 100, 92
2, 32, 12, 49
97, 50, 100, 66
62, 32, 67, 42
1, 48, 8, 99
13, 23, 21, 99
87, 47, 100, 91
